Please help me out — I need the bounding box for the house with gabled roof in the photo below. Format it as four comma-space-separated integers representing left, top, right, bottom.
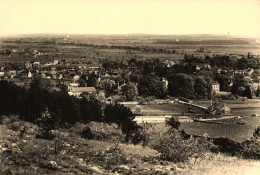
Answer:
208, 103, 231, 116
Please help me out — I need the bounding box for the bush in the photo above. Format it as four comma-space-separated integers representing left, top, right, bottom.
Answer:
253, 126, 260, 140
154, 129, 213, 163
211, 137, 243, 156
81, 126, 94, 139
35, 108, 57, 140
87, 122, 124, 142
75, 122, 125, 142
240, 140, 260, 159
210, 127, 260, 160
136, 123, 169, 147
134, 105, 143, 114
166, 117, 181, 130
36, 130, 55, 140
238, 126, 260, 160
86, 144, 132, 170
103, 144, 131, 169
0, 115, 20, 125
1, 115, 35, 137
7, 121, 22, 131
69, 122, 86, 135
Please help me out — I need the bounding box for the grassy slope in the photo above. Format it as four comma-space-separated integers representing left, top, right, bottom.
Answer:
1, 123, 260, 175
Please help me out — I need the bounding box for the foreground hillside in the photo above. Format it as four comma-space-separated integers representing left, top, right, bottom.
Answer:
1, 118, 260, 175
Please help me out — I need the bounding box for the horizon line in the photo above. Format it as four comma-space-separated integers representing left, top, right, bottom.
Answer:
1, 32, 260, 38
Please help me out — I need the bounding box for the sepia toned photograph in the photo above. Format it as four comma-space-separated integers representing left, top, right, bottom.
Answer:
0, 0, 260, 174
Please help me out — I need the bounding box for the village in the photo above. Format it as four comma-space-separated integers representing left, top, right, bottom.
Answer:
1, 46, 260, 125
2, 1, 260, 174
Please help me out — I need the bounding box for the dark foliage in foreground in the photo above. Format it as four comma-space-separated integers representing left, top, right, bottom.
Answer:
104, 103, 140, 143
0, 79, 140, 143
210, 127, 260, 160
0, 79, 103, 125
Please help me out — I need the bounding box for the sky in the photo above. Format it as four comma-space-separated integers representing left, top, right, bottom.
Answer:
0, 0, 260, 37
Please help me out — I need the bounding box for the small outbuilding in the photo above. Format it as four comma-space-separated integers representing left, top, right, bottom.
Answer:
208, 103, 231, 116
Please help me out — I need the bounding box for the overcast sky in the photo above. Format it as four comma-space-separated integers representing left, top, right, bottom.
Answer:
0, 0, 260, 37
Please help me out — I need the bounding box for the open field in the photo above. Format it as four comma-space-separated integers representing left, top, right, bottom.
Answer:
180, 118, 258, 142
124, 101, 260, 142
1, 34, 260, 66
124, 103, 204, 116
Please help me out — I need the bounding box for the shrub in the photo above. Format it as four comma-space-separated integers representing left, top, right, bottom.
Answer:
210, 127, 260, 160
129, 126, 144, 145
154, 129, 213, 163
86, 144, 132, 170
253, 126, 260, 140
1, 115, 34, 136
0, 115, 19, 125
35, 108, 57, 140
238, 126, 260, 160
77, 122, 125, 142
154, 130, 190, 162
69, 122, 86, 135
7, 121, 22, 131
211, 137, 243, 156
136, 123, 169, 147
87, 122, 124, 142
166, 117, 181, 130
81, 126, 94, 139
103, 144, 131, 169
240, 140, 260, 159
134, 105, 143, 114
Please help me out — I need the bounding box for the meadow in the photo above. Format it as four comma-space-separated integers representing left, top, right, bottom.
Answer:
180, 119, 257, 143
126, 101, 260, 142
1, 34, 259, 66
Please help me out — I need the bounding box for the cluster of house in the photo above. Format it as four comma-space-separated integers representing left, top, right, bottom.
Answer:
1, 49, 45, 57
0, 58, 143, 99
0, 59, 103, 95
1, 52, 260, 100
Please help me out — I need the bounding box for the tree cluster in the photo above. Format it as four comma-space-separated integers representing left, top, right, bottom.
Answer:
0, 79, 103, 125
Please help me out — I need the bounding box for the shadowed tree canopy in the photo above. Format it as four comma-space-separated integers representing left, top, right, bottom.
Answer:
121, 83, 137, 101
232, 74, 248, 96
194, 76, 208, 99
215, 74, 231, 91
168, 73, 194, 98
137, 75, 165, 98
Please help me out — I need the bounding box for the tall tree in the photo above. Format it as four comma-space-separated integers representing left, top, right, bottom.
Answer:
232, 74, 248, 95
168, 73, 194, 98
104, 103, 137, 142
194, 76, 208, 99
215, 74, 231, 91
137, 75, 165, 98
121, 83, 137, 101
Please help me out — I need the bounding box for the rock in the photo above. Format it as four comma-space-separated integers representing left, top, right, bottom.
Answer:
142, 168, 150, 171
49, 161, 58, 168
154, 168, 164, 172
88, 165, 103, 174
117, 165, 130, 170
77, 158, 85, 166
112, 165, 130, 173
